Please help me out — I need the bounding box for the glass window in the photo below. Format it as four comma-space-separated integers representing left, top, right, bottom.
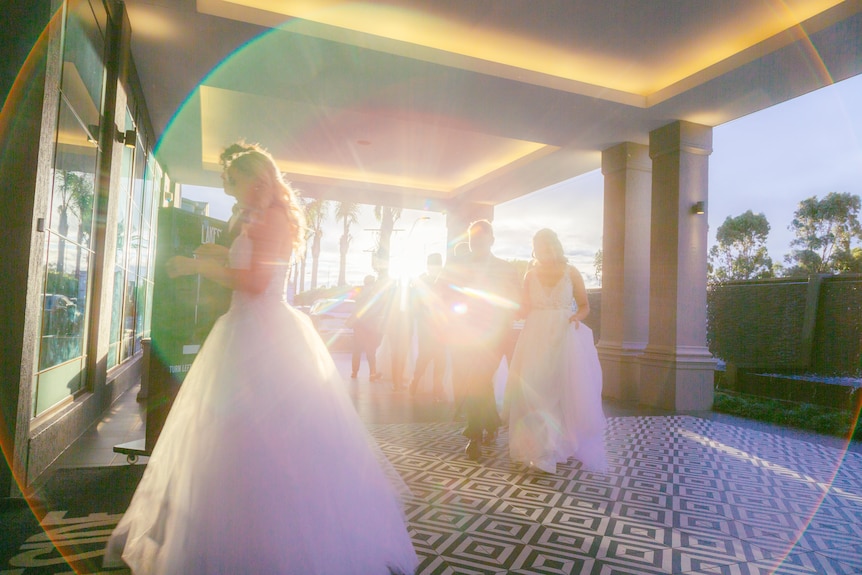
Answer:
121, 273, 137, 361
108, 115, 161, 364
132, 140, 145, 215
61, 0, 105, 132
88, 0, 108, 42
39, 234, 88, 370
141, 162, 161, 340
107, 110, 134, 369
114, 113, 134, 269
107, 267, 125, 369
33, 0, 104, 416
49, 97, 97, 244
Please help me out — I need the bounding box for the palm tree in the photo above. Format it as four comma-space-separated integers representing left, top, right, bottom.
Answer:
296, 198, 313, 293
373, 205, 402, 278
335, 201, 361, 286
297, 235, 309, 294
53, 170, 93, 276
70, 175, 95, 279
304, 198, 329, 290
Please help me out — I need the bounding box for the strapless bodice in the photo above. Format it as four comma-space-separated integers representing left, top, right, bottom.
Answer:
228, 233, 288, 304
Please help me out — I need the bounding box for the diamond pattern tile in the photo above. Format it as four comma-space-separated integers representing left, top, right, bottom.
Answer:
365, 415, 862, 575
6, 414, 860, 574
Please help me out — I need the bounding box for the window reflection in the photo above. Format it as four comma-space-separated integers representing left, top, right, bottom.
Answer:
122, 275, 138, 361
115, 116, 134, 268
41, 97, 96, 374
62, 0, 105, 126
107, 267, 125, 370
33, 0, 104, 414
51, 98, 97, 245
39, 234, 88, 370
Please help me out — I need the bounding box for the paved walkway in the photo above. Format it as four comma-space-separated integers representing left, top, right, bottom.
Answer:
43, 353, 862, 574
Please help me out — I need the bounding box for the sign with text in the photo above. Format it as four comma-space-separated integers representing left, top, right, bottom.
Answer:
146, 207, 232, 451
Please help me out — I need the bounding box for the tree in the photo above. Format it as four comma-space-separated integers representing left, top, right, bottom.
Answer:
834, 246, 862, 273
708, 210, 773, 282
373, 205, 402, 277
784, 192, 862, 275
335, 201, 361, 286
53, 170, 93, 275
304, 198, 329, 290
296, 197, 311, 293
593, 249, 603, 284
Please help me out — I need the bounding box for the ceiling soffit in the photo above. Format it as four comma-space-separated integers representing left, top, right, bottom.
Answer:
134, 1, 862, 206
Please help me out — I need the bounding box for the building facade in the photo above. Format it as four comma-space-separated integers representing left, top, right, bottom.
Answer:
1, 0, 170, 497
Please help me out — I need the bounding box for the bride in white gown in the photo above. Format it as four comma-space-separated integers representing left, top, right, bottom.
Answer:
506, 229, 608, 475
104, 144, 418, 574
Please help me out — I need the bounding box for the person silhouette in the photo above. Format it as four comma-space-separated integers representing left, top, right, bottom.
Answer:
381, 278, 413, 391
104, 143, 418, 574
506, 228, 608, 474
350, 274, 383, 380
447, 220, 520, 461
409, 253, 447, 401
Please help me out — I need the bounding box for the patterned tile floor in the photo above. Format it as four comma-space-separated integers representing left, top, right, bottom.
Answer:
371, 418, 862, 574
48, 353, 862, 575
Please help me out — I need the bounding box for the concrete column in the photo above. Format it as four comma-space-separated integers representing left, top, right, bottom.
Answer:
638, 121, 715, 411
596, 143, 651, 400
0, 0, 56, 499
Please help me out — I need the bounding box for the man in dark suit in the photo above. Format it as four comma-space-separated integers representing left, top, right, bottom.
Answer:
447, 220, 520, 461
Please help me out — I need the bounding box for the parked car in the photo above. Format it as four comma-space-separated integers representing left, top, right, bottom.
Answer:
309, 298, 356, 350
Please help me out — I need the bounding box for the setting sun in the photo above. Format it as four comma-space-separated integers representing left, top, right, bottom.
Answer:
384, 214, 448, 281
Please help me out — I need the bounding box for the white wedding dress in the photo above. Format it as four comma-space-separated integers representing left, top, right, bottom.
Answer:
506, 270, 608, 474
105, 232, 418, 575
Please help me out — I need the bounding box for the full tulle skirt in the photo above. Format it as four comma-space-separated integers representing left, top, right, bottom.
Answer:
506, 310, 608, 474
104, 297, 418, 574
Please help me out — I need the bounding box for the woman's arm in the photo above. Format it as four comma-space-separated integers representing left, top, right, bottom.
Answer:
193, 242, 229, 264
165, 251, 239, 289
166, 206, 290, 294
568, 265, 590, 327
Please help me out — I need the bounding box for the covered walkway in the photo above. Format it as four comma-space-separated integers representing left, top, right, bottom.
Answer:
17, 353, 862, 575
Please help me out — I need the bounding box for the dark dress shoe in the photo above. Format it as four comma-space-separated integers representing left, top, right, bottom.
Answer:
465, 440, 481, 461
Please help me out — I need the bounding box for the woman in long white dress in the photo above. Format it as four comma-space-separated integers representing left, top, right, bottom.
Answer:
506, 228, 608, 474
104, 144, 418, 574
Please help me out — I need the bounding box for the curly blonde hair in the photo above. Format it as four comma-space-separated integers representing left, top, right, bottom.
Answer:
224, 143, 307, 255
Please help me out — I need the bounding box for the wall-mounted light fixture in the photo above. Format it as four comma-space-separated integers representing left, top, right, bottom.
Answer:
123, 128, 137, 148
691, 201, 706, 215
116, 127, 137, 148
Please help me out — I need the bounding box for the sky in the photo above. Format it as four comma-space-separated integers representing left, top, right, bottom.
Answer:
183, 73, 862, 290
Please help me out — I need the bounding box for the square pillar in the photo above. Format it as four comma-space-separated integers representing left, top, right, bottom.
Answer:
596, 143, 651, 400
638, 121, 716, 411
